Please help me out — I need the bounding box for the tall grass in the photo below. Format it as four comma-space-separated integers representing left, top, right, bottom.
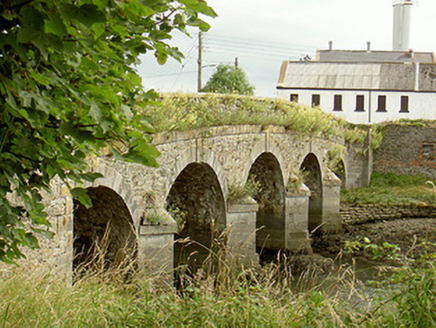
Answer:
0, 264, 369, 327
1, 241, 435, 327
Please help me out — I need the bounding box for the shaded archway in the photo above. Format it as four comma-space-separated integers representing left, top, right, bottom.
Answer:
73, 186, 137, 274
166, 162, 226, 275
300, 153, 323, 232
248, 153, 286, 259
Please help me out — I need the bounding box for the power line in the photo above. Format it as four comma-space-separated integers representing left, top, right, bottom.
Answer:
205, 34, 316, 54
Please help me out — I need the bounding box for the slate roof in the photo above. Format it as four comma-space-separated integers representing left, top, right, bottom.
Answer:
277, 61, 436, 92
317, 50, 435, 64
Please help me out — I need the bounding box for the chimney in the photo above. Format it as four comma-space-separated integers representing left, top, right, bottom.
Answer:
367, 41, 371, 52
392, 0, 415, 51
329, 41, 333, 51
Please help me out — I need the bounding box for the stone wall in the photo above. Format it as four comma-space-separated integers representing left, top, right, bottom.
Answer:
341, 204, 436, 224
374, 124, 436, 178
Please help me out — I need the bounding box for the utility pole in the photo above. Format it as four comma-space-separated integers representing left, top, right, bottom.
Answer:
235, 57, 238, 68
197, 31, 202, 92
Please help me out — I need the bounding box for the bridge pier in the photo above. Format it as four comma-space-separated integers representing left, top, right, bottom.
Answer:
284, 187, 312, 253
321, 169, 342, 232
226, 196, 259, 267
138, 212, 177, 284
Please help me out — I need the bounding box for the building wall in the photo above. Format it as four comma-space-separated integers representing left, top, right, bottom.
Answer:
277, 89, 436, 124
374, 124, 436, 178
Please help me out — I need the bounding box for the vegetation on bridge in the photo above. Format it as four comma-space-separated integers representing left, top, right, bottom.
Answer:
141, 93, 383, 149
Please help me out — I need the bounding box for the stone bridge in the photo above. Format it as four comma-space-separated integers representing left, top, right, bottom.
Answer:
13, 125, 371, 280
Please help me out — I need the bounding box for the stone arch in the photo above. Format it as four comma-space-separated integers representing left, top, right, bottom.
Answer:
88, 158, 142, 229
247, 152, 286, 258
163, 144, 228, 204
166, 162, 226, 275
73, 186, 138, 274
300, 153, 323, 232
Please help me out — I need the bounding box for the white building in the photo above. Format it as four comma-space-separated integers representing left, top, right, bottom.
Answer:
277, 0, 436, 124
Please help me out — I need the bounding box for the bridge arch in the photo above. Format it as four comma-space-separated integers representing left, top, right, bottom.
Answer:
73, 185, 138, 274
88, 158, 142, 228
300, 153, 324, 233
163, 147, 228, 204
247, 152, 286, 258
166, 162, 226, 275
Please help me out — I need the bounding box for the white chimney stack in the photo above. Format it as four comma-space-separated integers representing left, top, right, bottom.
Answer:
392, 0, 415, 51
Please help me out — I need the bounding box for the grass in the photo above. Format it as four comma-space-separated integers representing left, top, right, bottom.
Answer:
341, 172, 436, 205
140, 93, 380, 147
1, 248, 435, 327
0, 264, 373, 327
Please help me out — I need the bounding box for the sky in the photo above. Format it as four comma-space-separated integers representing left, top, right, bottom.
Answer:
137, 0, 436, 98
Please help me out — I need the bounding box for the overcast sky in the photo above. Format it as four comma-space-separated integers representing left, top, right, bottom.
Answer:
137, 0, 436, 98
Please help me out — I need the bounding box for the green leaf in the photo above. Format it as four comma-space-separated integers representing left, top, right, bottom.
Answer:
71, 187, 92, 209
17, 7, 45, 42
0, 0, 214, 264
61, 4, 106, 28
91, 23, 106, 40
44, 14, 68, 36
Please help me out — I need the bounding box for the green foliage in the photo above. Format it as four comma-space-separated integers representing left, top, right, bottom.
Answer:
286, 169, 309, 192
143, 93, 373, 142
167, 206, 187, 232
341, 172, 436, 205
143, 213, 163, 225
228, 175, 262, 202
345, 237, 436, 327
0, 0, 216, 262
327, 143, 346, 172
344, 125, 368, 144
371, 124, 384, 150
201, 64, 255, 95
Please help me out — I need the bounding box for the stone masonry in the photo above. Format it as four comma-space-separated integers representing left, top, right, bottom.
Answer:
2, 125, 370, 281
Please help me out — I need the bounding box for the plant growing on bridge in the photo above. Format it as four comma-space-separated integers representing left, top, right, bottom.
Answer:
327, 144, 346, 173
143, 93, 377, 142
286, 169, 309, 192
0, 0, 216, 263
228, 175, 262, 202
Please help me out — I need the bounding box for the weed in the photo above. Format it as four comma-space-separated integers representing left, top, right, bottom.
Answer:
286, 169, 309, 192
228, 175, 262, 202
167, 206, 187, 232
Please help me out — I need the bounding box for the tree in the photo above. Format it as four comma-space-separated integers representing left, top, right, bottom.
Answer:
0, 0, 216, 263
201, 64, 255, 95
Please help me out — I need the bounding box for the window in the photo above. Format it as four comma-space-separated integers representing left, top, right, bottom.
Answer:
400, 96, 409, 113
312, 94, 320, 107
290, 94, 299, 103
377, 95, 387, 112
333, 94, 342, 111
355, 95, 365, 112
